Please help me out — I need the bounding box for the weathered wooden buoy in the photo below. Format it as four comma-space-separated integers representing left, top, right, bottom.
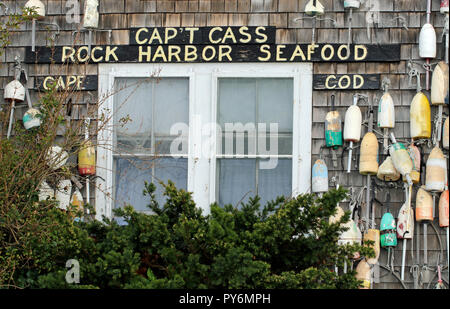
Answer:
70, 188, 84, 210
38, 181, 54, 202
377, 92, 395, 129
439, 189, 449, 228
343, 0, 361, 9
389, 134, 414, 185
312, 159, 328, 193
344, 105, 362, 143
443, 117, 449, 150
364, 229, 380, 265
4, 79, 25, 102
425, 147, 447, 192
431, 62, 449, 105
55, 179, 72, 211
23, 108, 42, 130
397, 202, 414, 240
305, 0, 324, 16
377, 156, 401, 182
46, 146, 69, 170
325, 95, 343, 148
416, 187, 434, 222
359, 132, 379, 175
78, 140, 96, 176
441, 0, 449, 13
355, 259, 371, 289
381, 212, 397, 248
410, 92, 431, 140
83, 0, 99, 29
24, 0, 45, 17
419, 23, 437, 59
402, 144, 421, 184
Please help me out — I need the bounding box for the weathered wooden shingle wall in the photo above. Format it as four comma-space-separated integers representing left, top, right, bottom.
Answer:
0, 0, 448, 289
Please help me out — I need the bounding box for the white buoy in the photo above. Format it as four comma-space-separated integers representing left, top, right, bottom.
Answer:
46, 146, 69, 170
419, 23, 437, 59
4, 79, 26, 139
312, 159, 328, 193
24, 0, 45, 52
344, 95, 362, 173
38, 181, 54, 201
55, 179, 72, 211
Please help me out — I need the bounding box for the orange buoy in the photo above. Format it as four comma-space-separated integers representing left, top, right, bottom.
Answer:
431, 61, 449, 105
443, 117, 449, 150
439, 190, 449, 228
403, 144, 421, 184
355, 259, 371, 289
359, 132, 379, 175
377, 156, 401, 182
425, 146, 447, 192
416, 187, 434, 222
410, 92, 431, 140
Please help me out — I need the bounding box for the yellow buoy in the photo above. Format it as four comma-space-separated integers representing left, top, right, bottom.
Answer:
355, 259, 371, 289
410, 92, 431, 140
416, 187, 434, 222
403, 145, 421, 184
377, 156, 401, 182
359, 132, 379, 175
363, 229, 380, 265
443, 117, 449, 150
425, 147, 447, 192
431, 62, 449, 105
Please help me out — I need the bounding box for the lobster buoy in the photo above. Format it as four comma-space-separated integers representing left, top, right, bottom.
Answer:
377, 92, 395, 129
38, 181, 54, 201
403, 144, 421, 184
410, 92, 431, 140
416, 187, 434, 222
23, 108, 42, 130
431, 62, 449, 105
425, 147, 447, 192
312, 159, 328, 193
355, 259, 371, 289
55, 179, 72, 211
442, 0, 449, 13
443, 117, 449, 150
380, 212, 397, 248
305, 0, 324, 16
377, 156, 401, 182
78, 140, 96, 176
329, 205, 345, 224
359, 132, 379, 175
439, 190, 449, 228
46, 146, 69, 170
70, 188, 84, 210
364, 229, 380, 265
83, 0, 99, 29
389, 135, 414, 185
4, 80, 25, 102
344, 105, 362, 143
419, 23, 437, 59
24, 0, 45, 18
397, 202, 414, 239
343, 0, 361, 9
325, 95, 343, 148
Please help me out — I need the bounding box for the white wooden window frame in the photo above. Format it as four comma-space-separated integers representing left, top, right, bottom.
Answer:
96, 63, 312, 220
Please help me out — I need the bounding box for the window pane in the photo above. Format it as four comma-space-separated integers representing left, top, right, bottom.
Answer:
217, 159, 256, 207
258, 159, 292, 206
114, 157, 188, 212
114, 78, 153, 153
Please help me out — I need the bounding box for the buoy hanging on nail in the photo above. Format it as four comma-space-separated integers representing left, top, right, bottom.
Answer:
410, 92, 431, 140
305, 0, 325, 16
78, 140, 96, 176
416, 186, 434, 222
381, 212, 397, 248
23, 107, 42, 130
344, 96, 362, 172
377, 92, 395, 129
425, 146, 447, 192
419, 23, 437, 59
24, 0, 45, 52
402, 144, 421, 184
355, 259, 371, 289
70, 188, 84, 211
46, 146, 69, 170
4, 79, 25, 139
55, 179, 72, 211
439, 189, 449, 228
83, 0, 99, 29
431, 62, 449, 105
397, 201, 415, 240
444, 117, 449, 150
325, 95, 343, 148
312, 159, 328, 193
359, 132, 379, 175
377, 156, 401, 182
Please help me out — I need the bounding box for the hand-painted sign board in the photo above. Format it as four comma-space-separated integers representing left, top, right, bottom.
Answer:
35, 75, 98, 91
313, 74, 380, 90
25, 44, 400, 64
